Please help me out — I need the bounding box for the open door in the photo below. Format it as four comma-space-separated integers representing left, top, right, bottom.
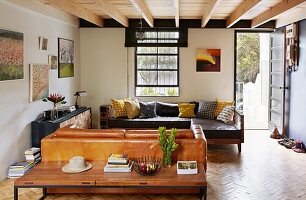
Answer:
268, 30, 286, 136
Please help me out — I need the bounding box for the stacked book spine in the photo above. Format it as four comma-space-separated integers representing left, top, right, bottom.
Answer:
25, 147, 41, 165
8, 161, 34, 178
104, 154, 133, 172
8, 147, 41, 179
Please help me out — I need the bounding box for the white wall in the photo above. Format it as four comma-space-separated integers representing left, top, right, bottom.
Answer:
80, 28, 234, 127
0, 0, 80, 181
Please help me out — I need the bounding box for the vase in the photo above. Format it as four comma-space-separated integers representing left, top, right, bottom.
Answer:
163, 151, 172, 168
51, 106, 58, 120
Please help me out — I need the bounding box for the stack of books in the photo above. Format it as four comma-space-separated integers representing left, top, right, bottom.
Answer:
104, 154, 133, 172
25, 147, 41, 165
7, 147, 41, 179
8, 161, 35, 178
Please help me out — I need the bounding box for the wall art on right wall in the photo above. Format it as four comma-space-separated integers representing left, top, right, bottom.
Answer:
196, 49, 221, 72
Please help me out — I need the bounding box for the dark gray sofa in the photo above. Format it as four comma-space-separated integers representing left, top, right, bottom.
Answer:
103, 102, 244, 152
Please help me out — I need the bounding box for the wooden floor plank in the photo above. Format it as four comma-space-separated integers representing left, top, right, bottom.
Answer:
1, 130, 306, 199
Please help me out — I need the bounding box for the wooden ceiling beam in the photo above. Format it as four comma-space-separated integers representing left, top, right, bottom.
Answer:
173, 0, 179, 27
38, 0, 103, 27
201, 0, 223, 28
129, 0, 154, 27
92, 0, 128, 27
251, 0, 306, 28
226, 0, 262, 28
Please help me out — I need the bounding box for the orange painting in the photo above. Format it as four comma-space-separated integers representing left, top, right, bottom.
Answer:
30, 64, 49, 102
196, 49, 221, 72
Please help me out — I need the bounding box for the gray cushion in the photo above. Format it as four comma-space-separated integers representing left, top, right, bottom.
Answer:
139, 101, 156, 118
197, 100, 217, 119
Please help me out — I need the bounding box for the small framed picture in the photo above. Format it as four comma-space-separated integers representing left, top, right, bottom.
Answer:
48, 55, 58, 70
39, 37, 48, 50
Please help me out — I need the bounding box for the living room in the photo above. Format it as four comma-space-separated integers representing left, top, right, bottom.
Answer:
0, 0, 306, 199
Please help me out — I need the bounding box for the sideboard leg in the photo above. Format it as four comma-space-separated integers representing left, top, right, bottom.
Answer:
14, 186, 18, 200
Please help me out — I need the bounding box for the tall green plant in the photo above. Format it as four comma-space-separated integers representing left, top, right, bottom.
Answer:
157, 127, 178, 167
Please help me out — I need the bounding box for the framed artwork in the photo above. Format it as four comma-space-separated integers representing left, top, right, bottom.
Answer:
0, 29, 24, 81
39, 37, 48, 50
58, 38, 74, 78
48, 55, 58, 69
30, 64, 49, 102
196, 49, 221, 72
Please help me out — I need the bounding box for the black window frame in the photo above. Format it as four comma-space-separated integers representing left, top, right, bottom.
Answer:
135, 47, 180, 97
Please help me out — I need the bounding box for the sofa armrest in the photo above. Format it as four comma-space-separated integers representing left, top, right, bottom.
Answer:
191, 124, 207, 171
234, 110, 244, 142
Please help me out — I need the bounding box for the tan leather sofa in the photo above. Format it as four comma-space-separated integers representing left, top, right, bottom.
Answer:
41, 125, 207, 194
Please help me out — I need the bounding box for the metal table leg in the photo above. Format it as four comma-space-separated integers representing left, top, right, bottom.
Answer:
200, 187, 207, 200
39, 188, 47, 200
14, 186, 18, 200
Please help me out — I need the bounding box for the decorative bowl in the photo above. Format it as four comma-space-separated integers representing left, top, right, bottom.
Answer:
134, 156, 163, 176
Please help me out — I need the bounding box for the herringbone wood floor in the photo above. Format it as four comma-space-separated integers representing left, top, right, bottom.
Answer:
1, 130, 305, 200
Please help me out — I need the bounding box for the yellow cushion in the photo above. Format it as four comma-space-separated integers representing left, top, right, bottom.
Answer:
215, 98, 235, 117
111, 98, 131, 118
178, 104, 196, 118
124, 99, 140, 119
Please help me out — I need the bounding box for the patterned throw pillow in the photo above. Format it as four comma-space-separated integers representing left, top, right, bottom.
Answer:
124, 99, 140, 119
197, 100, 218, 119
214, 98, 235, 117
139, 101, 156, 118
178, 104, 196, 118
110, 98, 131, 118
217, 105, 235, 123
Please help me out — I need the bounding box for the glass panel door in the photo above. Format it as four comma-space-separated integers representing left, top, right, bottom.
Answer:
269, 30, 285, 135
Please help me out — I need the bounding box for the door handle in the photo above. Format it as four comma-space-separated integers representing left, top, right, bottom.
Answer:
279, 87, 288, 90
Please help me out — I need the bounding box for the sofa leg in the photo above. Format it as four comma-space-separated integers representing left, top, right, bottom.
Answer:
237, 143, 241, 153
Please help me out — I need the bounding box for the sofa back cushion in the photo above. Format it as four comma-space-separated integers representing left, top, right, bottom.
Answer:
156, 102, 179, 117
41, 138, 206, 163
125, 129, 194, 139
54, 128, 125, 138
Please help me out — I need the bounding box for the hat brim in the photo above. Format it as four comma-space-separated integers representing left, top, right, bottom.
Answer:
62, 162, 92, 173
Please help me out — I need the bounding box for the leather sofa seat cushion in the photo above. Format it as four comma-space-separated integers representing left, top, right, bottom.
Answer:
191, 118, 241, 139
54, 128, 125, 138
156, 102, 179, 117
109, 116, 191, 129
125, 129, 194, 139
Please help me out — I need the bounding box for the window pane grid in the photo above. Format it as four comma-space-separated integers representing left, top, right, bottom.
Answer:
135, 46, 179, 97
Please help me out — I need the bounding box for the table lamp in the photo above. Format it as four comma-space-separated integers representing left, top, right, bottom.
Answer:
74, 91, 87, 109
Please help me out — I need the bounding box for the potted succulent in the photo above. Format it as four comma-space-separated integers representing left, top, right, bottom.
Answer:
42, 93, 66, 120
157, 127, 178, 168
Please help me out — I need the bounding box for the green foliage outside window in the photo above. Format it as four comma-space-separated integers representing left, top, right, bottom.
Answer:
237, 33, 260, 83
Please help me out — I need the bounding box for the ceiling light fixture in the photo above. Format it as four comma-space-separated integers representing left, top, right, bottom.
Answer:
136, 16, 145, 40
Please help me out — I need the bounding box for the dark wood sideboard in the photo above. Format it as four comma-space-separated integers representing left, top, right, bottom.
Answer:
31, 107, 92, 148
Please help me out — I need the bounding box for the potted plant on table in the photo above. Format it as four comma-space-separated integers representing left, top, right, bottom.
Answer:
157, 127, 178, 168
43, 93, 66, 120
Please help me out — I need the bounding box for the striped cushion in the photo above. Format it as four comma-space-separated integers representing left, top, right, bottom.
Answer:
217, 106, 235, 123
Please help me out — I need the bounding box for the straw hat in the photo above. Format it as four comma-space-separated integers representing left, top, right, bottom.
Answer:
62, 156, 92, 173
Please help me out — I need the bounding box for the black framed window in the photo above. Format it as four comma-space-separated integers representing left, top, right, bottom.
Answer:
135, 46, 179, 97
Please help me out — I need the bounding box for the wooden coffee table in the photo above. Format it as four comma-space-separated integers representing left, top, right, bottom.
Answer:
14, 161, 207, 200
